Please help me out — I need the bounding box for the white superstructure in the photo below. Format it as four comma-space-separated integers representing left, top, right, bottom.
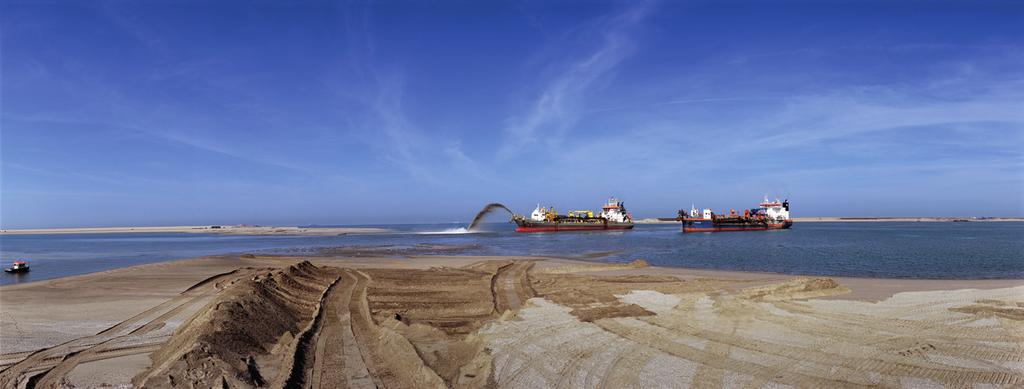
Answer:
760, 197, 791, 221
600, 197, 632, 223
530, 205, 551, 222
688, 205, 713, 219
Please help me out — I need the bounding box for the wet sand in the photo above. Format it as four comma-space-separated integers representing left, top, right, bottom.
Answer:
1, 254, 1021, 388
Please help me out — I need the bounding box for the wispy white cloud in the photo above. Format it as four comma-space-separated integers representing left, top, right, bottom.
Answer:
8, 110, 317, 176
442, 139, 504, 186
586, 96, 787, 114
498, 1, 654, 158
0, 161, 126, 186
539, 75, 1024, 191
335, 3, 439, 184
742, 89, 1024, 152
145, 129, 319, 174
368, 76, 438, 183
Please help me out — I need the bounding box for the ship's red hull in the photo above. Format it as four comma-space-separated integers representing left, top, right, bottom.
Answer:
514, 223, 634, 233
682, 219, 792, 233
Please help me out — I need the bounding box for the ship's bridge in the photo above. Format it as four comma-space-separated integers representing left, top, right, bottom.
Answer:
599, 197, 631, 223
760, 197, 791, 221
602, 197, 623, 209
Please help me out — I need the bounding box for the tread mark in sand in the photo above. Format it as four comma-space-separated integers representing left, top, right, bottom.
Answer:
282, 275, 341, 388
309, 271, 373, 389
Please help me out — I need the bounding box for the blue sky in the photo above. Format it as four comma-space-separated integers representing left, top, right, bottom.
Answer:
2, 0, 1022, 228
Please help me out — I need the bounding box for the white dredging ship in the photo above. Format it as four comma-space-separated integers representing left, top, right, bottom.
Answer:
669, 197, 792, 233
511, 198, 634, 233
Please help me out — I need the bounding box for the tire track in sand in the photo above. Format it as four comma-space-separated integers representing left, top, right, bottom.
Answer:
346, 269, 446, 389
492, 262, 534, 314
310, 270, 374, 389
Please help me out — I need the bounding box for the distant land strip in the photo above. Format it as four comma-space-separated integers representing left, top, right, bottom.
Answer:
0, 225, 391, 235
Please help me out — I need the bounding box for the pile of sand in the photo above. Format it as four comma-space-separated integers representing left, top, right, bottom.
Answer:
949, 299, 1024, 320
740, 276, 849, 301
133, 261, 337, 388
131, 260, 534, 388
361, 262, 535, 386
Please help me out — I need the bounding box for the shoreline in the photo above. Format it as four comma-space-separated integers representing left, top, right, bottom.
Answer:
0, 225, 391, 236
3, 253, 1021, 300
5, 252, 1024, 291
4, 249, 1024, 289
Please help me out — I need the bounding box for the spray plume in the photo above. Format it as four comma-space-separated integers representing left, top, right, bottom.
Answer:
468, 203, 513, 231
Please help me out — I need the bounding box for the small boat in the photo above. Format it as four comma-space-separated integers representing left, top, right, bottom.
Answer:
4, 261, 30, 273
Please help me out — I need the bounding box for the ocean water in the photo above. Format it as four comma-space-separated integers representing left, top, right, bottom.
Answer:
1, 222, 1021, 285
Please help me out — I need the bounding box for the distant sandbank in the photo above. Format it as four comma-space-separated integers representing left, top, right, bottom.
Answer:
0, 225, 390, 236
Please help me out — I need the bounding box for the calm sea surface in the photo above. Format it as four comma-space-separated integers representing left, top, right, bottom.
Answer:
1, 222, 1021, 285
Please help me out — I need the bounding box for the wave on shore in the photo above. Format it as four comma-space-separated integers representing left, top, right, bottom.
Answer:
416, 227, 474, 234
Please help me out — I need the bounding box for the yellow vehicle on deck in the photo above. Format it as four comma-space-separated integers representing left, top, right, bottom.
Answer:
567, 210, 594, 218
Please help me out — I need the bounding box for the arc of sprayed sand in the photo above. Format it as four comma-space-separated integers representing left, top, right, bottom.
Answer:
468, 203, 513, 231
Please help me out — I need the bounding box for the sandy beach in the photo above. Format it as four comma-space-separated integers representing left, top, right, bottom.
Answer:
0, 225, 391, 236
1, 254, 1021, 388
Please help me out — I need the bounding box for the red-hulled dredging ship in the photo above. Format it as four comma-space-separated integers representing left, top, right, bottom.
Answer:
511, 198, 634, 232
668, 197, 792, 233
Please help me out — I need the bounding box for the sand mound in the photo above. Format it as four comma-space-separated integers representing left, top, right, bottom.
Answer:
630, 259, 650, 267
741, 277, 849, 301
950, 299, 1024, 320
362, 262, 536, 386
133, 261, 337, 388
127, 261, 540, 388
616, 289, 683, 314
572, 304, 654, 322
